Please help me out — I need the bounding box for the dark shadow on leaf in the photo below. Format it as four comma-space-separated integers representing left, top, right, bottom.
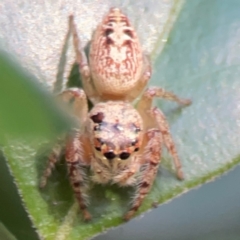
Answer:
35, 142, 74, 222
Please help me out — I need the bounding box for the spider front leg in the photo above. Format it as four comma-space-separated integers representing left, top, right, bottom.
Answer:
39, 88, 87, 188
39, 141, 63, 188
124, 129, 162, 220
137, 87, 190, 180
141, 86, 192, 107
40, 88, 92, 221
125, 88, 189, 220
60, 88, 92, 221
65, 130, 92, 221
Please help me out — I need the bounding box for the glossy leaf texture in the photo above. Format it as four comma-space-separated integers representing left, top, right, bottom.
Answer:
1, 0, 240, 240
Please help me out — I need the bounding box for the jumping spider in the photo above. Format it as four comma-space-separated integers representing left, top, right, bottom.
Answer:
40, 8, 191, 221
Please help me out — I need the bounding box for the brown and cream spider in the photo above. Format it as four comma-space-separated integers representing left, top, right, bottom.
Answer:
40, 8, 191, 221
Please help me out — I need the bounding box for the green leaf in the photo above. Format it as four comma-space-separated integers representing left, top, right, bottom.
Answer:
0, 222, 17, 240
0, 53, 70, 140
1, 0, 240, 240
0, 52, 71, 240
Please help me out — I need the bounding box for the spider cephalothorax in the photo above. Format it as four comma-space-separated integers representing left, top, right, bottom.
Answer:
87, 101, 143, 163
40, 8, 191, 222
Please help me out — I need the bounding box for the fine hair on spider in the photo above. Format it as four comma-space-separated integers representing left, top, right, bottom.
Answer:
40, 7, 191, 221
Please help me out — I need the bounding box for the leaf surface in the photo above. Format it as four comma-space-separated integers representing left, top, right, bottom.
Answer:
1, 1, 240, 240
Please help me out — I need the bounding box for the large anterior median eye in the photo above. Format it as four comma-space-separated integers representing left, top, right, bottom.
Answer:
119, 152, 130, 160
104, 151, 116, 160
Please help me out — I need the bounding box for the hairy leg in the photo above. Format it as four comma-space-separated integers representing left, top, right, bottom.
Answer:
138, 86, 191, 111
58, 88, 88, 127
40, 87, 92, 220
65, 130, 92, 221
153, 107, 184, 179
39, 88, 87, 188
60, 87, 92, 220
124, 129, 162, 220
137, 88, 187, 180
39, 141, 63, 188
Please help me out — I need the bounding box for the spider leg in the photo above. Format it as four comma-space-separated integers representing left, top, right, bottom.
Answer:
60, 88, 92, 220
58, 88, 88, 127
65, 130, 92, 221
124, 87, 189, 220
153, 107, 184, 179
69, 15, 99, 104
40, 88, 87, 189
39, 141, 63, 188
124, 128, 162, 221
138, 86, 191, 108
40, 88, 92, 220
138, 87, 187, 180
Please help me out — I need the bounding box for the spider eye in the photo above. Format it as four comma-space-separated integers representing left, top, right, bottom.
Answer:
90, 112, 104, 123
132, 123, 141, 133
135, 127, 141, 133
95, 147, 101, 151
104, 151, 116, 160
94, 125, 100, 131
119, 152, 130, 160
